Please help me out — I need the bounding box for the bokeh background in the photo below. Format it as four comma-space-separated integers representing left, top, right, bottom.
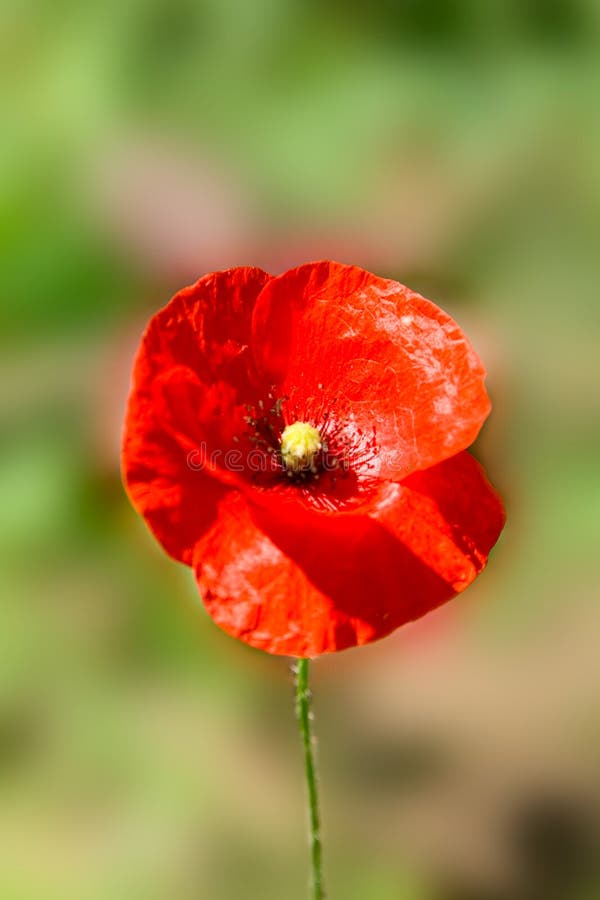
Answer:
2, 1, 600, 898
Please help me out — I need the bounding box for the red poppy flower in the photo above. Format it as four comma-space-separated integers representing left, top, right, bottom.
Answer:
122, 262, 505, 657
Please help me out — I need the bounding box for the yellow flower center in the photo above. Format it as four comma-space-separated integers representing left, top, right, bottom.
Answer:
280, 421, 322, 474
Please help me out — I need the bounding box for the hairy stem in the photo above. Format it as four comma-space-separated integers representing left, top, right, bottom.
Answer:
295, 657, 324, 899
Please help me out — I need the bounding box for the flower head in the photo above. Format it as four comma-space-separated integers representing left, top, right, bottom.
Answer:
122, 261, 505, 657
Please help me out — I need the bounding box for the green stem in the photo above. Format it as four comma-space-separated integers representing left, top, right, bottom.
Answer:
295, 657, 324, 900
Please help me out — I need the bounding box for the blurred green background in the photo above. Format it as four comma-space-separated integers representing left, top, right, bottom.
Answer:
2, 1, 600, 898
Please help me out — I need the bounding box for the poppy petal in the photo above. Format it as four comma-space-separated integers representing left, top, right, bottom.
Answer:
139, 266, 272, 392
122, 267, 271, 562
251, 261, 490, 479
193, 451, 505, 656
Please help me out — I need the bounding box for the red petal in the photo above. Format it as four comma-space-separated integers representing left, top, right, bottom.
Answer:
139, 266, 272, 393
122, 267, 271, 562
194, 451, 505, 656
252, 261, 490, 479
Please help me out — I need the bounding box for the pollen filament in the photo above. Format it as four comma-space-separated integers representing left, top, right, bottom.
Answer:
280, 421, 322, 474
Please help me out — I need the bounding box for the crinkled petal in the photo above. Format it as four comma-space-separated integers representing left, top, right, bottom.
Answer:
252, 261, 490, 479
193, 451, 505, 656
122, 267, 271, 562
138, 266, 272, 393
